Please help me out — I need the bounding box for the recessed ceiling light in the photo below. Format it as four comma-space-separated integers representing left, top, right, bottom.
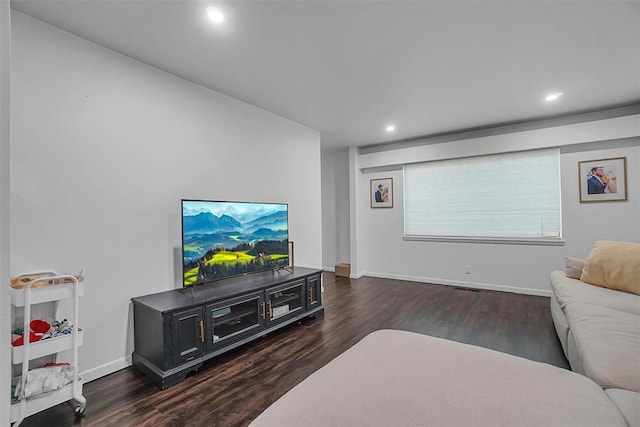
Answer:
545, 92, 563, 102
385, 124, 396, 132
206, 7, 225, 24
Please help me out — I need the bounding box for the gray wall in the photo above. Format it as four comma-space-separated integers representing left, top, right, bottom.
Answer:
321, 114, 640, 294
321, 149, 349, 270
10, 12, 322, 382
1, 3, 11, 424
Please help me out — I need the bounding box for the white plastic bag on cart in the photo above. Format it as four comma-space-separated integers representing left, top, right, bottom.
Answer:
14, 365, 75, 399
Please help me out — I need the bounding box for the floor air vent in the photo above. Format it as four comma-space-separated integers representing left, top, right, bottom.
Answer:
454, 287, 480, 292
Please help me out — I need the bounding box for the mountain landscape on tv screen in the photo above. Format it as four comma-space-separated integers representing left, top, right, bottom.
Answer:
183, 203, 289, 285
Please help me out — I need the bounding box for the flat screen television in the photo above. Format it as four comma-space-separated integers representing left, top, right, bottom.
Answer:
182, 199, 289, 287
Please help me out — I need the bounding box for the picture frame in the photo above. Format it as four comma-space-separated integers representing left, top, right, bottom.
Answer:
370, 177, 394, 208
578, 157, 627, 203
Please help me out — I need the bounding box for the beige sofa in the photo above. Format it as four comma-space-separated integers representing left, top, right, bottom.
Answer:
550, 244, 640, 427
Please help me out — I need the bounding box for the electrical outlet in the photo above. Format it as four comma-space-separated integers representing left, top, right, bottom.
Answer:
465, 265, 472, 275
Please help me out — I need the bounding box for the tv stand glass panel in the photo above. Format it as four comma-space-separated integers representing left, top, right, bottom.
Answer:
267, 280, 305, 324
206, 291, 263, 348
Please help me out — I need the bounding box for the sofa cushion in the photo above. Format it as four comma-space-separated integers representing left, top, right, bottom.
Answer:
566, 303, 640, 391
565, 256, 585, 279
581, 240, 640, 295
606, 389, 640, 427
551, 270, 640, 315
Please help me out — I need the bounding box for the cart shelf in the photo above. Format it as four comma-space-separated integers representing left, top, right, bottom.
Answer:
10, 378, 84, 422
11, 329, 84, 363
11, 282, 85, 306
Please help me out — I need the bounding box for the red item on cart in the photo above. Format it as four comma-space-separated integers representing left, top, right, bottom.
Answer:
11, 319, 51, 346
30, 319, 51, 334
11, 331, 43, 346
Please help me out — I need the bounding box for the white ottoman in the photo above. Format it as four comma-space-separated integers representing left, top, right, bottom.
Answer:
251, 330, 627, 426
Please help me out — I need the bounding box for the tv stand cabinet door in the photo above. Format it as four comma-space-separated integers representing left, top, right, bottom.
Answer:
266, 279, 306, 326
170, 307, 204, 365
306, 274, 322, 310
204, 291, 264, 351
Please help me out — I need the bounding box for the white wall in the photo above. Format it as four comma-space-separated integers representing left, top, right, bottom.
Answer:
321, 149, 349, 270
321, 152, 337, 269
10, 12, 322, 382
350, 126, 639, 295
1, 3, 11, 424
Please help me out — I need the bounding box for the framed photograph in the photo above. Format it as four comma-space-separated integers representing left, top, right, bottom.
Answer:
370, 177, 393, 208
578, 157, 627, 203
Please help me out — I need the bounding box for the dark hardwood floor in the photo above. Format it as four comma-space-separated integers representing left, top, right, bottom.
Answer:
21, 273, 568, 427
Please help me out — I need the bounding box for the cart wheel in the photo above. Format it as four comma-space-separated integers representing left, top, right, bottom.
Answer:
74, 405, 85, 417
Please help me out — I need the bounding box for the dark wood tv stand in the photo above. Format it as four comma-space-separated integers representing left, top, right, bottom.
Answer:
131, 267, 324, 389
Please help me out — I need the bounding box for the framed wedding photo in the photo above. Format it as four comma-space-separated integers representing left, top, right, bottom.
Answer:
370, 177, 393, 208
578, 157, 627, 203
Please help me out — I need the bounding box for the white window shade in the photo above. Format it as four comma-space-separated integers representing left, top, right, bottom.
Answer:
404, 148, 561, 240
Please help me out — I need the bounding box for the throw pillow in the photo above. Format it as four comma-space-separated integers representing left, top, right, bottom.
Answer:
564, 256, 585, 279
580, 240, 640, 295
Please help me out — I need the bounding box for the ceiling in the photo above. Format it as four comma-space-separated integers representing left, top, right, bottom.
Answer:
10, 0, 640, 151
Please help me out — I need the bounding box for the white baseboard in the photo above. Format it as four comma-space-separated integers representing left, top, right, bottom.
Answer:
360, 271, 552, 297
81, 355, 132, 383
323, 266, 335, 272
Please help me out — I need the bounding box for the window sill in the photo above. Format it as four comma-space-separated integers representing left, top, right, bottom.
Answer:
402, 235, 565, 246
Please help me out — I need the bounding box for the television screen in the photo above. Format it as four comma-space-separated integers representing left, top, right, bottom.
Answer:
182, 200, 289, 287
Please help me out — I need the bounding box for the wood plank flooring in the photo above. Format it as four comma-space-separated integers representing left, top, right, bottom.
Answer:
20, 273, 568, 427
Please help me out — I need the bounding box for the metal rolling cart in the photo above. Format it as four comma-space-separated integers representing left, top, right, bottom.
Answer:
10, 271, 86, 426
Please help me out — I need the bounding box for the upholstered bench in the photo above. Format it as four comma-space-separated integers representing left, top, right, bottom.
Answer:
251, 330, 627, 426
